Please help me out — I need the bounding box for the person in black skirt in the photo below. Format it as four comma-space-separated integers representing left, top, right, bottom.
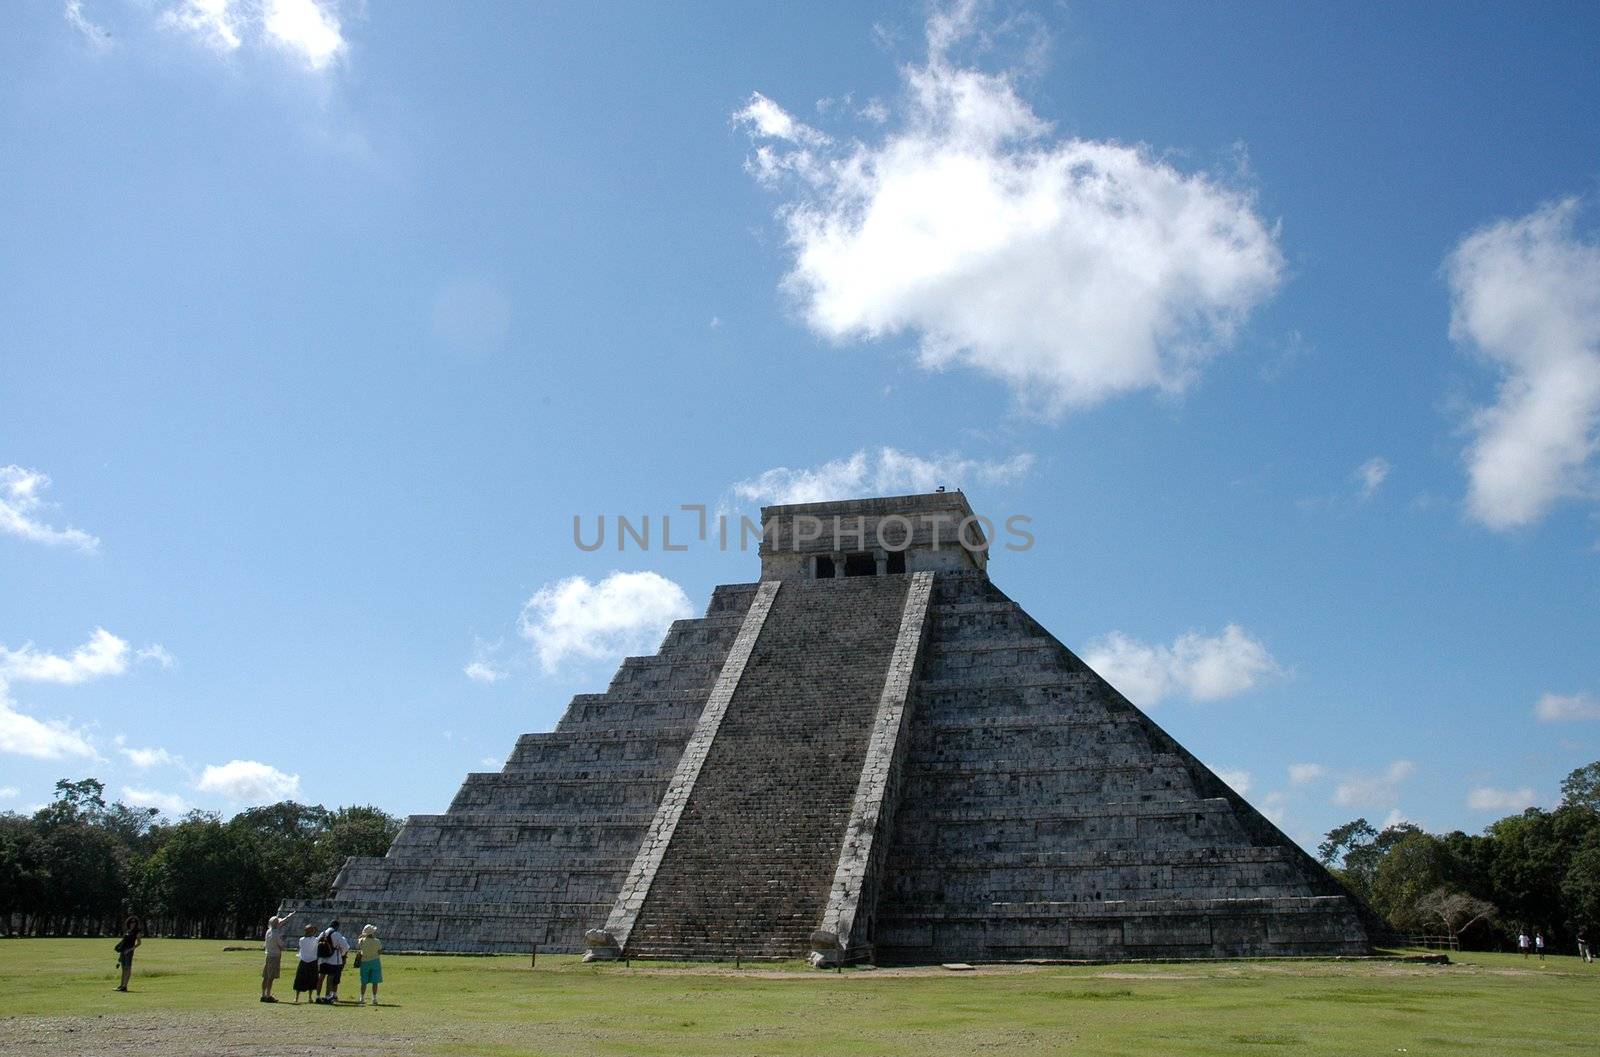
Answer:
113, 916, 141, 992
292, 924, 321, 1004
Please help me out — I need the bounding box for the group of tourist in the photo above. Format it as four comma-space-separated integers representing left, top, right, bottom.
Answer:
1517, 931, 1547, 960
262, 913, 384, 1005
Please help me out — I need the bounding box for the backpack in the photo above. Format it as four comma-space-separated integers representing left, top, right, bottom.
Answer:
317, 931, 334, 959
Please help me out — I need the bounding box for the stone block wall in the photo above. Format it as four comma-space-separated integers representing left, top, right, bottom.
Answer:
285, 583, 760, 953
872, 573, 1370, 962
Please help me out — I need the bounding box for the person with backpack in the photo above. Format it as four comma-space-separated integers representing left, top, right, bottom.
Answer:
316, 920, 351, 1004
293, 924, 321, 1004
113, 915, 141, 992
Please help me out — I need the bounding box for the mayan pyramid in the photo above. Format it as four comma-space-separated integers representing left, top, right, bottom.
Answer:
292, 492, 1373, 963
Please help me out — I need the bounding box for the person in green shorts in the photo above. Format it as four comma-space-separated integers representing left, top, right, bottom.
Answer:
356, 924, 383, 1005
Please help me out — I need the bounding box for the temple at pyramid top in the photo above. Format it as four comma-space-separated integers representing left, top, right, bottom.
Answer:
291, 489, 1380, 964
758, 490, 988, 580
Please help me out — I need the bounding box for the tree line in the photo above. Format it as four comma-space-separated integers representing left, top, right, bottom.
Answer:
1318, 762, 1600, 950
0, 778, 400, 939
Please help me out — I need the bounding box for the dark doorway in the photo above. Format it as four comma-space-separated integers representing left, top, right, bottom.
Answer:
886, 550, 906, 574
815, 556, 836, 579
844, 552, 877, 577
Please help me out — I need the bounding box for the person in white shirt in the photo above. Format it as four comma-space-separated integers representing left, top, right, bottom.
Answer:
1518, 932, 1530, 958
317, 921, 351, 1004
1535, 933, 1545, 961
293, 925, 321, 1004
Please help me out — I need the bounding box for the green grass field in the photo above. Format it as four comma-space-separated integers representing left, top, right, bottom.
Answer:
0, 940, 1594, 1056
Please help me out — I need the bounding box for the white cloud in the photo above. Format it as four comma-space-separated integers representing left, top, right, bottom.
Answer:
162, 0, 241, 53
1355, 457, 1391, 500
0, 466, 100, 553
480, 756, 502, 769
0, 786, 18, 798
1259, 789, 1289, 826
65, 1, 114, 51
1288, 762, 1328, 785
463, 637, 508, 684
116, 737, 179, 769
0, 685, 97, 760
1333, 760, 1415, 808
1446, 198, 1600, 531
1084, 624, 1283, 706
736, 5, 1282, 415
263, 0, 345, 70
731, 447, 1034, 506
463, 660, 506, 684
1214, 768, 1252, 795
1466, 786, 1538, 812
1535, 690, 1600, 722
734, 92, 830, 146
1381, 808, 1413, 830
122, 786, 189, 815
158, 0, 345, 71
0, 627, 165, 761
136, 644, 176, 668
0, 628, 129, 685
196, 759, 301, 803
519, 571, 693, 673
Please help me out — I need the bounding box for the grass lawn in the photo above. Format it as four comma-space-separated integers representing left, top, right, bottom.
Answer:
0, 939, 1594, 1056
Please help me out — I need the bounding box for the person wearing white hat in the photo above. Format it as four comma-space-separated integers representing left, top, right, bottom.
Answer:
356, 924, 384, 1006
261, 911, 295, 1003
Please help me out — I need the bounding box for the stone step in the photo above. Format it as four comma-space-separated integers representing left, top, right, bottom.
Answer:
623, 576, 911, 959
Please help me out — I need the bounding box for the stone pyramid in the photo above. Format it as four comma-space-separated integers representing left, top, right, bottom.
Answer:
291, 492, 1373, 963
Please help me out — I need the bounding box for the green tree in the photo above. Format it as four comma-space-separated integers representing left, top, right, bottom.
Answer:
1370, 831, 1453, 930
1561, 762, 1600, 811
308, 806, 402, 894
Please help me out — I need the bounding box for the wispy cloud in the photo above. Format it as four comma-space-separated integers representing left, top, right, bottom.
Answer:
162, 0, 242, 53
736, 1, 1281, 416
1466, 785, 1538, 812
115, 736, 180, 770
519, 571, 693, 673
64, 1, 114, 51
1214, 767, 1252, 795
1084, 624, 1283, 707
0, 466, 100, 553
463, 660, 507, 684
121, 786, 189, 815
1535, 690, 1600, 722
1288, 762, 1328, 785
1447, 197, 1600, 531
1333, 760, 1415, 809
149, 0, 348, 71
731, 447, 1034, 507
1355, 457, 1392, 500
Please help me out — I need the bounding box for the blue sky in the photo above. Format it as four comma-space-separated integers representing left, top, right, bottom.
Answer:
2, 0, 1597, 849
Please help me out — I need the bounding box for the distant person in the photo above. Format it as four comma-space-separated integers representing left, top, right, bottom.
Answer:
317, 920, 351, 1004
1535, 932, 1545, 961
113, 915, 141, 992
1579, 931, 1592, 964
262, 912, 295, 1003
293, 924, 321, 1004
356, 924, 383, 1006
1518, 931, 1530, 959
